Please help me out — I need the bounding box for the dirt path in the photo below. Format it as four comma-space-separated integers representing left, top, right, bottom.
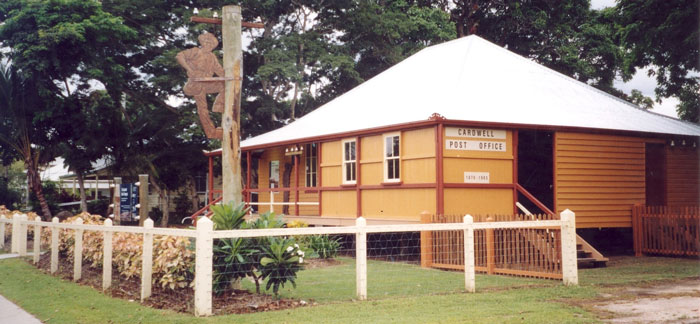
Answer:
590, 278, 700, 323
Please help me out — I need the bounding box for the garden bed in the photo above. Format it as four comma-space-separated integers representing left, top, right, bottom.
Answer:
34, 253, 328, 315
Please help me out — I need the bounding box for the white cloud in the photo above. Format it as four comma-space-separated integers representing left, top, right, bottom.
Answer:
614, 67, 680, 119
590, 0, 616, 10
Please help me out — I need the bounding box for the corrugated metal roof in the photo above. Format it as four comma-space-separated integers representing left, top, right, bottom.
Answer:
242, 35, 700, 148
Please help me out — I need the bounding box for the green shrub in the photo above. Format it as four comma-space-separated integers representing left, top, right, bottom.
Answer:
309, 235, 341, 259
259, 237, 304, 296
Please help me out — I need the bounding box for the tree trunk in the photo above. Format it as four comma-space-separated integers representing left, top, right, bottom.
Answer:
282, 162, 292, 215
25, 157, 51, 220
76, 172, 88, 213
161, 188, 170, 227
188, 177, 200, 213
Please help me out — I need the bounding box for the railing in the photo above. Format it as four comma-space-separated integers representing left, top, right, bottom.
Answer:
187, 196, 223, 225
633, 205, 700, 257
244, 187, 319, 215
422, 213, 563, 279
0, 209, 578, 317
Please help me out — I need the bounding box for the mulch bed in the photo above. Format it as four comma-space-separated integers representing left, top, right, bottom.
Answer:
33, 253, 334, 315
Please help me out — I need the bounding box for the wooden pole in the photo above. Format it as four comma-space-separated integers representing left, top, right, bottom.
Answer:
113, 177, 121, 225
221, 5, 243, 207
486, 216, 495, 275
139, 174, 149, 226
420, 211, 433, 268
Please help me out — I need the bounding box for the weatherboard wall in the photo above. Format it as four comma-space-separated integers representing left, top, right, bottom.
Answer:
554, 132, 647, 228
665, 146, 699, 206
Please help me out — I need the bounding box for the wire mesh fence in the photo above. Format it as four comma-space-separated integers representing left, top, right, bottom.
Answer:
1, 209, 578, 317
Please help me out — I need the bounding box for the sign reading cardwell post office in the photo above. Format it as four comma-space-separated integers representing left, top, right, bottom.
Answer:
445, 127, 507, 152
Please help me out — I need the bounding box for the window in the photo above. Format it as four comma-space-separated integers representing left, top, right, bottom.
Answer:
269, 160, 280, 188
384, 133, 400, 182
342, 139, 357, 184
305, 143, 317, 187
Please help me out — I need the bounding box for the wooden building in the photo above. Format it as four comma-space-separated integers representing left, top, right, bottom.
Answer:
207, 36, 699, 232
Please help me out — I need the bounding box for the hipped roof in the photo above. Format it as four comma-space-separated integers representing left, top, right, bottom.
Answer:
242, 35, 700, 149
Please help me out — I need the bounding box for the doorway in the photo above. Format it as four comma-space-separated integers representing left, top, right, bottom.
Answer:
645, 143, 666, 206
517, 130, 554, 213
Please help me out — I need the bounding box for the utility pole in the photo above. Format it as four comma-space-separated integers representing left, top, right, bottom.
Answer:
187, 6, 264, 206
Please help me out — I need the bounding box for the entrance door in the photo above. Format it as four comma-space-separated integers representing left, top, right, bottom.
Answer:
645, 143, 666, 206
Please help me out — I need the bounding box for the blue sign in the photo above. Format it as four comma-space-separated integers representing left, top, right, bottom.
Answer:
119, 183, 139, 221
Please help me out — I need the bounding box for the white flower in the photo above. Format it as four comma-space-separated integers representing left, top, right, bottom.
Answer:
299, 257, 304, 263
294, 243, 299, 248
286, 246, 294, 252
297, 250, 304, 257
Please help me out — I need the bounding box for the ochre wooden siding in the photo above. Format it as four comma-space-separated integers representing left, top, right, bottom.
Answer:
665, 146, 699, 206
555, 132, 646, 228
443, 129, 514, 216
361, 188, 436, 219
444, 188, 513, 215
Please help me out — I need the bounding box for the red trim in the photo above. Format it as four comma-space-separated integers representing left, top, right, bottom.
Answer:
318, 143, 322, 216
208, 155, 214, 203
246, 151, 251, 205
444, 183, 515, 189
552, 132, 558, 214
239, 118, 682, 154
340, 183, 357, 188
512, 130, 519, 214
436, 122, 444, 216
515, 183, 554, 215
356, 137, 362, 217
294, 155, 299, 216
380, 181, 403, 186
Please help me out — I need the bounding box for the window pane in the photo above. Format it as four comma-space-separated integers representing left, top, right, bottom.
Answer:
351, 162, 356, 181
393, 159, 400, 179
344, 142, 350, 161
392, 136, 399, 156
350, 142, 356, 160
387, 158, 394, 178
385, 137, 392, 157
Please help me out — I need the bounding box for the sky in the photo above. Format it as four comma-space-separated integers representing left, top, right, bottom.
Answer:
590, 0, 680, 119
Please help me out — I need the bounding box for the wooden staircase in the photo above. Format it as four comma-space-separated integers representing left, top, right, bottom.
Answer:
576, 235, 608, 268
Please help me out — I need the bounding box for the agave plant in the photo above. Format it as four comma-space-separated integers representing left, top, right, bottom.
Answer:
210, 202, 248, 230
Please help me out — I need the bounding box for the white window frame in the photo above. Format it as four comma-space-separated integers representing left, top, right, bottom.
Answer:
304, 143, 317, 187
342, 138, 357, 185
383, 132, 401, 182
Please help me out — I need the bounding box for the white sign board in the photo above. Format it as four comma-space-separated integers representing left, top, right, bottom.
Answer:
464, 172, 490, 184
446, 127, 506, 139
446, 140, 506, 152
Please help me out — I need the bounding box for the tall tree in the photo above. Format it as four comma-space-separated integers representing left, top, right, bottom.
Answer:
617, 0, 699, 122
0, 63, 59, 219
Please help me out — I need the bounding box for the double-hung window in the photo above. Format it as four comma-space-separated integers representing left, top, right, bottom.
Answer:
305, 143, 317, 187
384, 133, 400, 182
342, 139, 357, 184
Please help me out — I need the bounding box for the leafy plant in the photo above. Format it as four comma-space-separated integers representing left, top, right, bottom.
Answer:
259, 237, 304, 297
309, 235, 341, 259
210, 203, 248, 230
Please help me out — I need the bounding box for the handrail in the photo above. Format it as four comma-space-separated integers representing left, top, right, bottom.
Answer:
186, 196, 223, 225
515, 184, 554, 215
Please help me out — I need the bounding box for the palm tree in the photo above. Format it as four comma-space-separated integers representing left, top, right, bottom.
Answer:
0, 62, 56, 219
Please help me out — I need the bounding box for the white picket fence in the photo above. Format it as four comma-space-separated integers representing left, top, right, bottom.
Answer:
0, 209, 579, 317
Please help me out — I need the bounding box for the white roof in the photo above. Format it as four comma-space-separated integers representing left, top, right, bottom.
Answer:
242, 35, 700, 148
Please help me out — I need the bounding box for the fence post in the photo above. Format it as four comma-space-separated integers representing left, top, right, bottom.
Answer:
74, 217, 84, 281
11, 214, 20, 253
103, 219, 113, 291
138, 174, 149, 227
355, 217, 367, 300
0, 214, 5, 249
51, 217, 59, 274
194, 216, 213, 317
113, 177, 122, 225
463, 214, 475, 293
18, 214, 28, 257
420, 211, 433, 268
632, 205, 641, 257
33, 220, 42, 264
485, 216, 495, 275
141, 218, 154, 302
560, 209, 578, 286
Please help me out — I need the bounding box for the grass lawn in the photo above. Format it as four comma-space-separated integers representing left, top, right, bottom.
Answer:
0, 255, 697, 324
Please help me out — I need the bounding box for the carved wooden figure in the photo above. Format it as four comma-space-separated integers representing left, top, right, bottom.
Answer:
176, 32, 225, 139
